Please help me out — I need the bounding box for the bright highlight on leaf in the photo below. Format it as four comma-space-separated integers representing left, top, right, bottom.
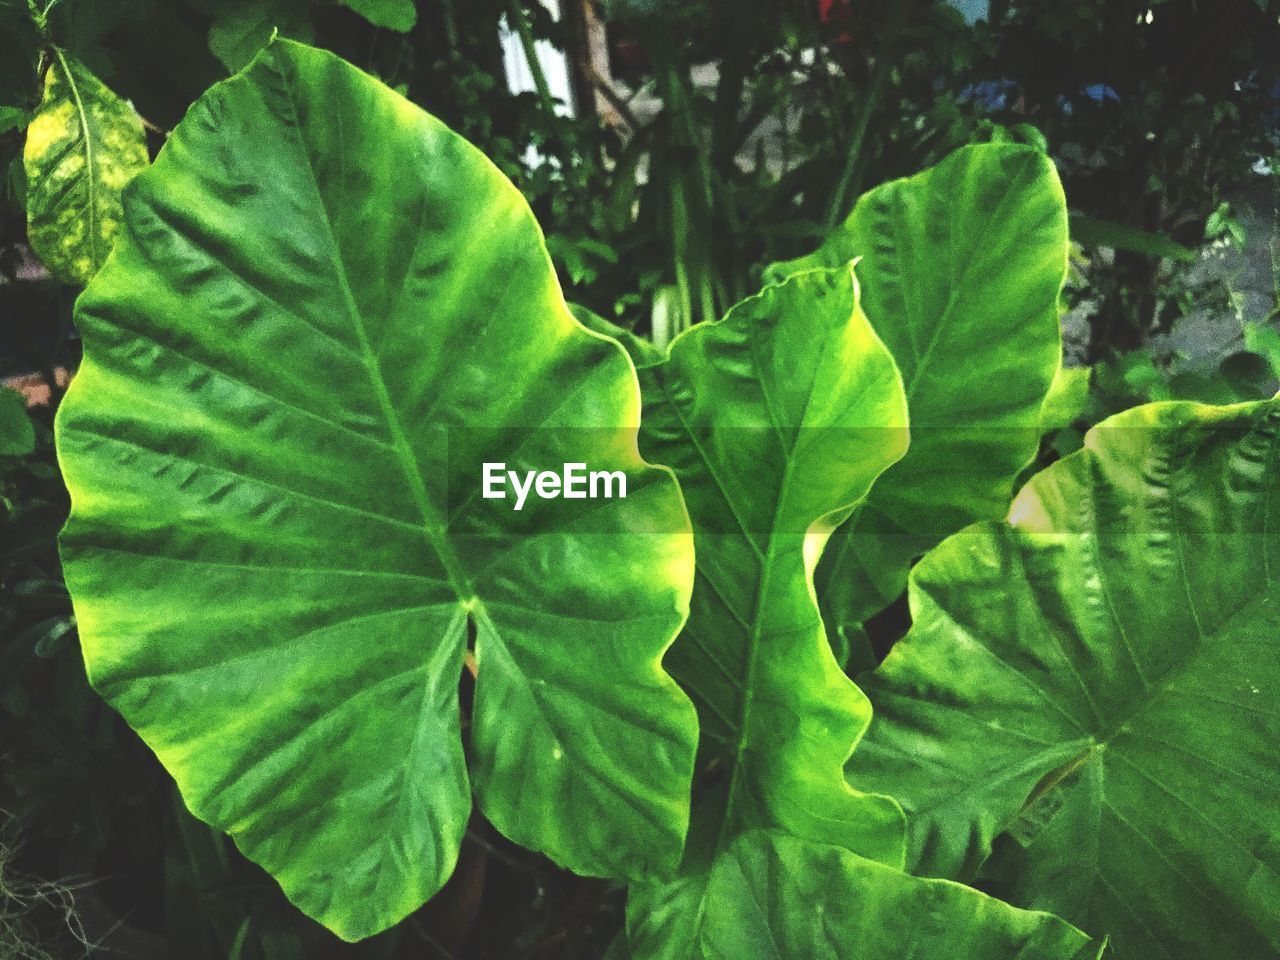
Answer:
56, 40, 697, 942
41, 27, 1256, 957
851, 399, 1280, 960
23, 51, 149, 285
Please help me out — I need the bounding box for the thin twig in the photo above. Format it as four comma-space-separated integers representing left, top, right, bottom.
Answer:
138, 114, 169, 139
589, 66, 640, 131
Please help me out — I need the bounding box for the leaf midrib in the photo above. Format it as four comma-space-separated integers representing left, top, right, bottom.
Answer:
893, 152, 1040, 406
698, 289, 863, 884
1093, 587, 1275, 750
996, 553, 1278, 828
1092, 424, 1277, 749
273, 53, 475, 607
269, 51, 644, 813
902, 416, 1280, 844
52, 48, 98, 270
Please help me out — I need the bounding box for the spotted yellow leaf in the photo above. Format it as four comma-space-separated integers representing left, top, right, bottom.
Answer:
23, 51, 149, 284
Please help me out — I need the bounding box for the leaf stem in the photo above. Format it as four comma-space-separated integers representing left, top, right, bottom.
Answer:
506, 0, 560, 122
1022, 747, 1094, 813
49, 46, 99, 272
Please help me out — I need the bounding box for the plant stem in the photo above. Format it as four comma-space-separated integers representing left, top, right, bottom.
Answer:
506, 0, 560, 121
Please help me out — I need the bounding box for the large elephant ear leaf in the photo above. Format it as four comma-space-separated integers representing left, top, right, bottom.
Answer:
769, 144, 1067, 667
56, 39, 697, 942
850, 399, 1280, 959
630, 268, 958, 959
24, 50, 149, 284
701, 831, 1104, 960
639, 266, 911, 863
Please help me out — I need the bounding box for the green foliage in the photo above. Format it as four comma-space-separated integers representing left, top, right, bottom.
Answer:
1068, 215, 1197, 264
0, 390, 34, 457
0, 106, 30, 136
972, 0, 1280, 358
627, 267, 912, 956
43, 36, 1125, 956
769, 144, 1069, 667
340, 0, 417, 33
43, 36, 1277, 957
699, 831, 1103, 960
851, 399, 1280, 959
1205, 201, 1248, 248
1, 1, 1274, 955
56, 41, 697, 941
570, 302, 665, 367
1039, 365, 1092, 433
208, 0, 315, 72
22, 50, 148, 284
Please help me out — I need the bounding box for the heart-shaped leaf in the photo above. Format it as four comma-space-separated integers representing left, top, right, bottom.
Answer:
851, 399, 1280, 959
57, 40, 697, 941
769, 144, 1067, 667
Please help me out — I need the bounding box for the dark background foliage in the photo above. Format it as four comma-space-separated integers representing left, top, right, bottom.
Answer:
1, 1, 1278, 957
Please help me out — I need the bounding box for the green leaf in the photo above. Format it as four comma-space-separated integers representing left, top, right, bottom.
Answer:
1040, 365, 1092, 432
208, 0, 314, 72
1244, 321, 1280, 379
701, 831, 1104, 960
601, 933, 634, 960
23, 50, 149, 284
850, 399, 1280, 959
627, 267, 912, 958
0, 104, 30, 135
0, 2, 39, 109
57, 40, 697, 942
1204, 201, 1247, 247
770, 144, 1069, 660
569, 302, 664, 368
1070, 215, 1197, 263
341, 0, 417, 32
0, 388, 34, 457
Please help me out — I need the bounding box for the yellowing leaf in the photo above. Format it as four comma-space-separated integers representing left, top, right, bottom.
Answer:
23, 52, 148, 285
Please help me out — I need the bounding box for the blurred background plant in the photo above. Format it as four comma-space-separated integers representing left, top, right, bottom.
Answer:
1, 0, 1278, 956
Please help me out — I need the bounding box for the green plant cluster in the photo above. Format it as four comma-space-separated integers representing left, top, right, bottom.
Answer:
2, 2, 1279, 958
40, 40, 1280, 960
